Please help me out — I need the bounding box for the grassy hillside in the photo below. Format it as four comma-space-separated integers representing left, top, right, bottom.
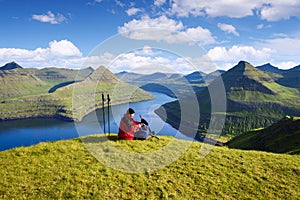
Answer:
0, 65, 153, 121
0, 135, 299, 199
227, 116, 300, 154
156, 61, 300, 136
0, 68, 50, 100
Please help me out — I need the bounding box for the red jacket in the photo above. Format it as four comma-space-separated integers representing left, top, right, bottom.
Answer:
118, 114, 141, 140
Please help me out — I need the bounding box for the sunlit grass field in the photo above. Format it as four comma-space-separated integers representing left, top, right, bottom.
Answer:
1, 135, 299, 199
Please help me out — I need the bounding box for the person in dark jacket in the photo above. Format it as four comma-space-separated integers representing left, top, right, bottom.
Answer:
118, 108, 142, 140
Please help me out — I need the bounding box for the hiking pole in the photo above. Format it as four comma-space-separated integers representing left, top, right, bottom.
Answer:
102, 93, 106, 134
107, 94, 111, 136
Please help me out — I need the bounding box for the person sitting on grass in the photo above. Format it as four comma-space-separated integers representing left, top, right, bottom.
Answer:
118, 108, 142, 140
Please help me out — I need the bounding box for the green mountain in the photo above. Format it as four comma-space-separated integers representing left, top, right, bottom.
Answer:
0, 135, 299, 199
116, 71, 207, 98
0, 67, 48, 100
0, 62, 94, 100
277, 65, 300, 89
0, 64, 153, 121
256, 63, 286, 74
156, 61, 300, 137
227, 116, 300, 154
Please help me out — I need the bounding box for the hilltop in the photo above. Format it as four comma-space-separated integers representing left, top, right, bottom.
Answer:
227, 116, 300, 154
156, 61, 300, 136
0, 135, 299, 199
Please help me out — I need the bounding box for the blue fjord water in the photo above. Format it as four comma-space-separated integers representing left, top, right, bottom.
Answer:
0, 92, 191, 151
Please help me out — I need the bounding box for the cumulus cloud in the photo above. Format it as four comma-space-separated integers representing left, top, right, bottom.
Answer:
32, 11, 67, 24
257, 37, 300, 62
217, 23, 239, 36
118, 15, 216, 45
207, 45, 274, 69
260, 1, 300, 21
108, 50, 201, 74
170, 0, 260, 18
169, 0, 300, 21
0, 40, 83, 69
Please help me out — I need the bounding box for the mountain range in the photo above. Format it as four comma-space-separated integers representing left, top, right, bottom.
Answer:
155, 61, 300, 139
0, 62, 153, 121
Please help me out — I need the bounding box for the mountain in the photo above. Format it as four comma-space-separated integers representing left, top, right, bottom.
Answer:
0, 64, 48, 100
115, 71, 200, 98
184, 71, 206, 84
0, 62, 94, 100
0, 65, 153, 121
32, 67, 93, 83
204, 70, 226, 83
221, 61, 275, 94
277, 64, 300, 89
0, 61, 23, 70
227, 116, 300, 154
155, 61, 300, 137
256, 63, 286, 74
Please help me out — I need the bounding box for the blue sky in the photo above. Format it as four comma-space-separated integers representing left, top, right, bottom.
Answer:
1, 0, 300, 73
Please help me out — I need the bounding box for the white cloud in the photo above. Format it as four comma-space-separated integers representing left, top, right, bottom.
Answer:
256, 37, 300, 62
260, 1, 300, 21
118, 15, 216, 45
0, 40, 83, 69
126, 7, 142, 16
207, 45, 274, 69
169, 0, 300, 21
170, 0, 260, 18
115, 0, 125, 7
154, 0, 166, 7
217, 23, 239, 36
32, 11, 67, 24
256, 24, 264, 29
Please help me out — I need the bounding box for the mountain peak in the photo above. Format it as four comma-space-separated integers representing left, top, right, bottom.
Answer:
0, 62, 23, 70
220, 61, 276, 94
256, 63, 285, 74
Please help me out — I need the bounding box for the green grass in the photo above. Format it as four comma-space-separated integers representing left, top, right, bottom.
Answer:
227, 116, 300, 154
1, 135, 299, 199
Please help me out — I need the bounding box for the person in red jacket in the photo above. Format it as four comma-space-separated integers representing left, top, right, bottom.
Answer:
118, 108, 142, 140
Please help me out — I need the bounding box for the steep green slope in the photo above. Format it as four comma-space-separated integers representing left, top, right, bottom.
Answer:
156, 61, 300, 136
0, 68, 49, 100
277, 65, 300, 89
0, 66, 153, 121
0, 62, 93, 100
0, 135, 299, 199
227, 116, 300, 154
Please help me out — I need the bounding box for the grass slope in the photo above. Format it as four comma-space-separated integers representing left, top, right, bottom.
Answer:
0, 135, 299, 199
227, 116, 300, 154
0, 65, 93, 101
0, 68, 49, 100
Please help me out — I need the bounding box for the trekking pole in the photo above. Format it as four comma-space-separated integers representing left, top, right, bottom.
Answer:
107, 94, 111, 136
102, 93, 106, 134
